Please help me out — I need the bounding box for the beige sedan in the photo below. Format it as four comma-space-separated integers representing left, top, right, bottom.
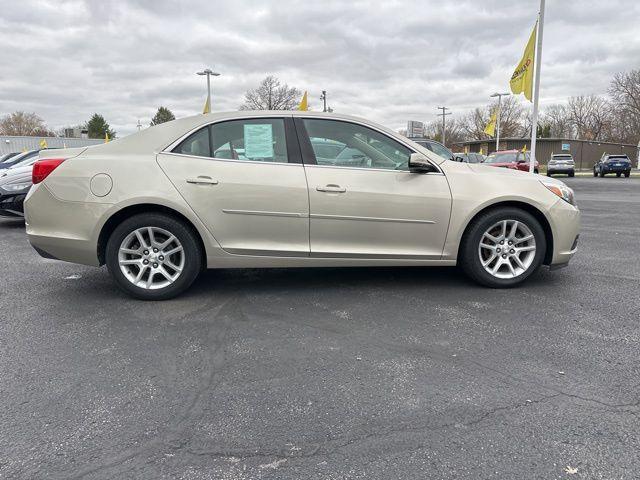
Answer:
24, 112, 580, 300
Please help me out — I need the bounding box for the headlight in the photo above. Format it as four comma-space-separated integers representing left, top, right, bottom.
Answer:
540, 180, 576, 206
1, 181, 32, 192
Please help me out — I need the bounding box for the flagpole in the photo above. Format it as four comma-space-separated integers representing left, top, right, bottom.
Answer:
496, 95, 501, 151
529, 0, 545, 173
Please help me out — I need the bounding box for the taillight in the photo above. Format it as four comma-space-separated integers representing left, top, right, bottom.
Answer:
32, 158, 66, 184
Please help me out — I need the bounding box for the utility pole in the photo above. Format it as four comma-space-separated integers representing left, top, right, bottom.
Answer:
196, 68, 221, 113
490, 92, 510, 151
436, 106, 452, 146
320, 90, 328, 112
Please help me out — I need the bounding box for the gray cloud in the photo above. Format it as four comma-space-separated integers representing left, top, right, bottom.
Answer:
0, 0, 638, 135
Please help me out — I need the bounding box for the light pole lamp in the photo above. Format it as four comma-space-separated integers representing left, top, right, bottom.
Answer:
197, 68, 220, 113
490, 92, 510, 152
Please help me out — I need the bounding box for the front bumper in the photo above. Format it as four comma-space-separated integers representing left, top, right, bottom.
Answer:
547, 199, 580, 265
0, 192, 27, 217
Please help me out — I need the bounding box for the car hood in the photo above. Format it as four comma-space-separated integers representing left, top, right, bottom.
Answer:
467, 162, 568, 186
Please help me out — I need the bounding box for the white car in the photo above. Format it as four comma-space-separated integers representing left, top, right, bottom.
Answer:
24, 112, 580, 300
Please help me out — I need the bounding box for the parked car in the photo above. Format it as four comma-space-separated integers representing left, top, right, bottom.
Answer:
24, 112, 580, 300
484, 150, 539, 174
0, 152, 20, 164
593, 153, 632, 177
547, 154, 575, 177
410, 138, 456, 161
0, 155, 40, 217
454, 152, 485, 164
0, 149, 40, 170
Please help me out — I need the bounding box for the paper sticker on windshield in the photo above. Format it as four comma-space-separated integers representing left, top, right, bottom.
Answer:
244, 124, 273, 159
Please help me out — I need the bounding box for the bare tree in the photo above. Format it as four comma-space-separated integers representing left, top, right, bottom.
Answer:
541, 104, 573, 138
0, 111, 54, 136
240, 76, 302, 110
459, 96, 526, 140
609, 70, 640, 143
565, 95, 611, 140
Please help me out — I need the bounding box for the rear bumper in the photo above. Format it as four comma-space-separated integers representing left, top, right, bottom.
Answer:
547, 166, 575, 173
602, 166, 631, 173
24, 183, 107, 266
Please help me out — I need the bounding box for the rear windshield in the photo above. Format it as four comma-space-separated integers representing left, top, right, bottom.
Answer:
552, 155, 572, 159
608, 155, 629, 159
484, 152, 518, 163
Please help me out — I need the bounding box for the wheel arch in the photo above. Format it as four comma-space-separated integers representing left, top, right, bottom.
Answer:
458, 200, 554, 265
97, 203, 208, 267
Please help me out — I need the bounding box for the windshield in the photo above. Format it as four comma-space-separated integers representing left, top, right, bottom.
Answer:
484, 152, 518, 163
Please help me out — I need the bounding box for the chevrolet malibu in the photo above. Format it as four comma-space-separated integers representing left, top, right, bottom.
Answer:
24, 112, 580, 300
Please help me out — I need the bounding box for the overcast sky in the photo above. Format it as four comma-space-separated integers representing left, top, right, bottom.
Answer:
1, 0, 639, 136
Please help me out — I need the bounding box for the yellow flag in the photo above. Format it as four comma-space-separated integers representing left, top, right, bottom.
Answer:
510, 22, 537, 102
298, 91, 308, 111
104, 131, 110, 143
203, 95, 211, 114
39, 139, 48, 149
479, 147, 484, 155
484, 108, 497, 137
521, 145, 527, 153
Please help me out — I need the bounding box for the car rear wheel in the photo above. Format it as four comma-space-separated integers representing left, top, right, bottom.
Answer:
600, 170, 606, 177
569, 172, 575, 177
616, 172, 621, 177
105, 213, 202, 300
459, 208, 546, 288
625, 171, 631, 178
593, 168, 597, 177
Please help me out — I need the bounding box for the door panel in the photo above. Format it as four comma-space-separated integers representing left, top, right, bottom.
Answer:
158, 154, 310, 255
305, 165, 451, 258
157, 116, 309, 256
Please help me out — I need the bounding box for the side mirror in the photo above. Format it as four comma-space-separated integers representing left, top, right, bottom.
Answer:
408, 153, 437, 172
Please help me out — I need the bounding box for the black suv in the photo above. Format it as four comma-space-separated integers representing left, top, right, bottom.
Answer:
593, 154, 632, 178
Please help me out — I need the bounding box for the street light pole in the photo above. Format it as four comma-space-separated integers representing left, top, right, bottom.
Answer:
196, 68, 221, 113
320, 90, 327, 112
490, 92, 510, 152
436, 106, 452, 146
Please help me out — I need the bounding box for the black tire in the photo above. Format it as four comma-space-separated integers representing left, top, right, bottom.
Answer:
600, 170, 606, 177
616, 172, 621, 178
624, 171, 631, 178
593, 169, 598, 177
546, 172, 552, 177
459, 207, 546, 288
569, 172, 575, 178
534, 169, 539, 174
105, 213, 202, 300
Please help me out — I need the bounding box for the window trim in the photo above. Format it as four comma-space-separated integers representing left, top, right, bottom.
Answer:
294, 117, 442, 174
164, 115, 300, 165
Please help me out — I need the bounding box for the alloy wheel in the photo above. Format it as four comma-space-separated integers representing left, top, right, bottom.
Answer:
118, 226, 185, 290
478, 219, 536, 279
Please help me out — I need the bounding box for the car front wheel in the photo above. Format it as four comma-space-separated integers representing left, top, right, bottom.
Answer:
625, 171, 631, 178
459, 208, 546, 288
105, 213, 202, 300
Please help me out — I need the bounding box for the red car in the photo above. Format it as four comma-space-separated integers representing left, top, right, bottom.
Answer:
483, 150, 539, 174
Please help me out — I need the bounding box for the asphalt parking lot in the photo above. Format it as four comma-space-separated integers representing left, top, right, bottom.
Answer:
1, 176, 639, 479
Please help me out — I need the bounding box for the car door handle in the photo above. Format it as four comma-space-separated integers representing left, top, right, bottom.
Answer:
186, 176, 218, 185
316, 184, 346, 193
